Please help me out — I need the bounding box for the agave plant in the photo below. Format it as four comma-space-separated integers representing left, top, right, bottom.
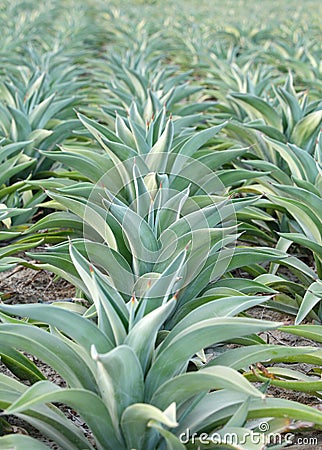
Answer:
0, 139, 48, 240
1, 245, 322, 449
0, 62, 84, 174
218, 73, 322, 158
17, 105, 297, 312
230, 116, 322, 321
0, 8, 106, 242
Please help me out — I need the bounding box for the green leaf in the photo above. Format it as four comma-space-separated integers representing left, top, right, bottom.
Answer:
0, 303, 113, 354
29, 93, 55, 128
0, 435, 50, 449
103, 199, 159, 274
121, 402, 178, 450
48, 192, 117, 250
291, 110, 322, 149
92, 345, 144, 422
280, 325, 322, 343
268, 194, 322, 242
8, 106, 31, 140
167, 295, 271, 336
177, 122, 227, 158
146, 118, 174, 172
146, 318, 280, 399
151, 366, 263, 410
0, 324, 97, 390
26, 211, 83, 233
208, 344, 317, 370
274, 183, 322, 220
230, 93, 281, 128
0, 239, 44, 259
0, 343, 46, 383
178, 390, 322, 433
296, 281, 322, 324
3, 381, 123, 450
148, 421, 185, 450
279, 232, 322, 260
125, 299, 176, 373
247, 366, 322, 393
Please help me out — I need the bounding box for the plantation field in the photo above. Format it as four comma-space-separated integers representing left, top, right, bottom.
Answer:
1, 0, 322, 449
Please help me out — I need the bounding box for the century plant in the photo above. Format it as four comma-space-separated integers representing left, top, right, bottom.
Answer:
0, 56, 85, 173
18, 101, 300, 309
2, 245, 322, 449
0, 4, 106, 240
212, 73, 322, 159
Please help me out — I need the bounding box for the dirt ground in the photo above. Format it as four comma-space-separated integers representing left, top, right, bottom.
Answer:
0, 267, 322, 449
0, 266, 75, 304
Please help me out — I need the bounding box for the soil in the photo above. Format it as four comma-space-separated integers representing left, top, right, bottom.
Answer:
0, 266, 75, 305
